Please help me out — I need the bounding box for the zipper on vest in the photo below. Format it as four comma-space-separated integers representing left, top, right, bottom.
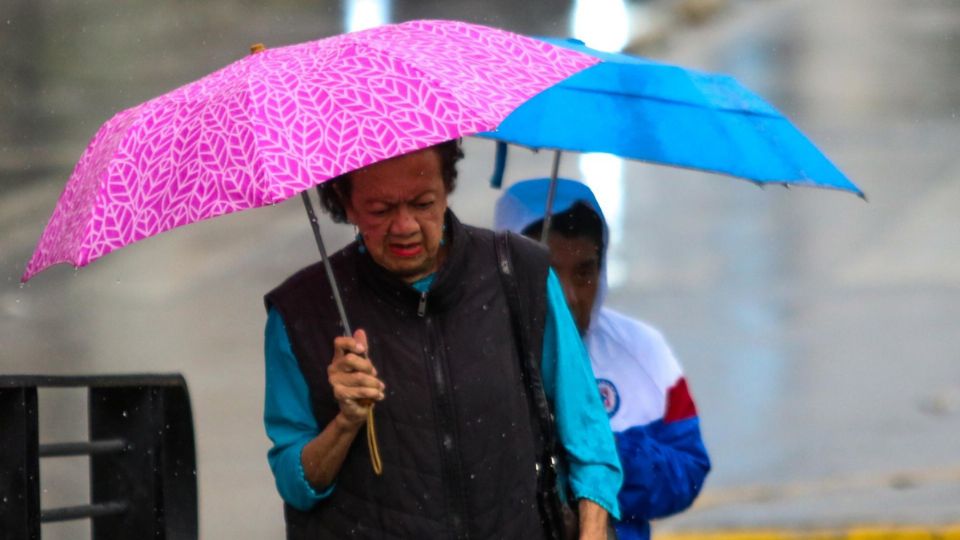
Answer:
423, 315, 468, 539
417, 291, 428, 317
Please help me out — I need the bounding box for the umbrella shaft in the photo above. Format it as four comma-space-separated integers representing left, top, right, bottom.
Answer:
300, 191, 353, 337
301, 189, 383, 476
539, 151, 562, 244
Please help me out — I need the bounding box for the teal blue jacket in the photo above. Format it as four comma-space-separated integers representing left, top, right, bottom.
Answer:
264, 270, 622, 518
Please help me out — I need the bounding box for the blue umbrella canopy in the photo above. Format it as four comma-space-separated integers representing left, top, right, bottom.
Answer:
477, 37, 863, 197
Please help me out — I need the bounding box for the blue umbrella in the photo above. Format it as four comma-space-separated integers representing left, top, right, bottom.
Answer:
476, 37, 863, 236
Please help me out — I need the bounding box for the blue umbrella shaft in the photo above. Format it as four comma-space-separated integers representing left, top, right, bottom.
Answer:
539, 151, 563, 244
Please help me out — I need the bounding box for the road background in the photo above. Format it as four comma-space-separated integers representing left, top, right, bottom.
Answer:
2, 0, 958, 537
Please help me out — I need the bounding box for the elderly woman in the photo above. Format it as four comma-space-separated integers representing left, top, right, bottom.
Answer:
262, 140, 622, 540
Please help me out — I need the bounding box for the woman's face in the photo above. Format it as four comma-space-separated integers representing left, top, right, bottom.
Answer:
344, 148, 449, 283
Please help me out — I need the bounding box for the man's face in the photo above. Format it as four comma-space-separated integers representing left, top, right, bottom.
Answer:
344, 148, 448, 283
546, 232, 601, 335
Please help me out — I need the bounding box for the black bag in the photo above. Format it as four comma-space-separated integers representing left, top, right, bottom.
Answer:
494, 232, 576, 540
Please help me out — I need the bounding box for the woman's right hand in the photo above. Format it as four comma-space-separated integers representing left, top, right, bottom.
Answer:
328, 329, 385, 428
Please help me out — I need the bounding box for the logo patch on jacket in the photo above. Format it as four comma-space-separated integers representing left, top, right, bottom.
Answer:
597, 378, 620, 417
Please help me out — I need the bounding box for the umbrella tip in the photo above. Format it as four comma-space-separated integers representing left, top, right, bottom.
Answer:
250, 43, 267, 54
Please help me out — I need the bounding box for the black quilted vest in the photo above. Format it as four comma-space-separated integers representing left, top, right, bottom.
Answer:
265, 212, 551, 540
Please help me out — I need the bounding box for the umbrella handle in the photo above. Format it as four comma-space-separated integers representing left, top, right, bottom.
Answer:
300, 190, 383, 476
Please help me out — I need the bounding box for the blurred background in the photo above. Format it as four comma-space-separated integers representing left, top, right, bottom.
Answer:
2, 0, 959, 538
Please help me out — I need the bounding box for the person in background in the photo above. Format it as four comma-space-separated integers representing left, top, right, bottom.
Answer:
495, 178, 710, 540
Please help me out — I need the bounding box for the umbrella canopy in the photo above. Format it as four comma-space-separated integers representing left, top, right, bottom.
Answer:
476, 37, 862, 196
22, 20, 597, 282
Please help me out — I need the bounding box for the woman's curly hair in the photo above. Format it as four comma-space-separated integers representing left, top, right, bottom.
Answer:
318, 139, 464, 223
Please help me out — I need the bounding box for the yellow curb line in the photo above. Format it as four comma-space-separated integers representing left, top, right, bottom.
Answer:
659, 525, 960, 540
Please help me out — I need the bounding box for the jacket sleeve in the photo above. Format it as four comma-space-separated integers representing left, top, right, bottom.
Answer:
616, 413, 710, 521
263, 307, 334, 510
540, 270, 623, 519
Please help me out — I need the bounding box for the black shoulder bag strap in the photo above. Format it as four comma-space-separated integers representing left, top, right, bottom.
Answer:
494, 231, 571, 540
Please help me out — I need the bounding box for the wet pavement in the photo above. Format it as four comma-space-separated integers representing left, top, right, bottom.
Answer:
1, 0, 959, 537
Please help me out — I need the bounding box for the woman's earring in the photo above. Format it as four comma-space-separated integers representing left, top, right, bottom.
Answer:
440, 223, 447, 247
356, 230, 366, 254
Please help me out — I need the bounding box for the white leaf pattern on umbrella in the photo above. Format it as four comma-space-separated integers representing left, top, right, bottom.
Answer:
23, 20, 598, 281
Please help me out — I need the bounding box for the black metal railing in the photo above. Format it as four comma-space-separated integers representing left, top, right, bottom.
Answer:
0, 374, 198, 539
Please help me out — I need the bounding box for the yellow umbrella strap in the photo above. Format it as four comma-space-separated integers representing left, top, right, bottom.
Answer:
367, 406, 383, 475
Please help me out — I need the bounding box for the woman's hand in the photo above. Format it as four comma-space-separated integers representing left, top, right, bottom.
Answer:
577, 499, 610, 540
328, 329, 385, 427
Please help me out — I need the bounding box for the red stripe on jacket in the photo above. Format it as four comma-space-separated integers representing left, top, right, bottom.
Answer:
664, 377, 698, 423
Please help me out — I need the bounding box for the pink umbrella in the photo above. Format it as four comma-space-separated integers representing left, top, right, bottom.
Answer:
22, 19, 597, 476
22, 19, 597, 282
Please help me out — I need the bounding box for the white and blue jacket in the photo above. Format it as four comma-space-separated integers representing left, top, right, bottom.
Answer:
495, 178, 710, 540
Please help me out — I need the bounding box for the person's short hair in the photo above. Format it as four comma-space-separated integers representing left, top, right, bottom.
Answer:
521, 201, 605, 265
317, 139, 464, 223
